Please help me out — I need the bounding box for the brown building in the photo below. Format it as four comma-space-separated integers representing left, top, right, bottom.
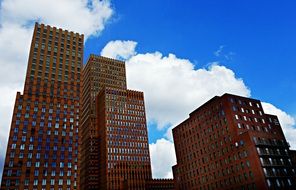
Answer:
80, 55, 152, 189
79, 55, 127, 189
1, 23, 83, 189
173, 93, 296, 190
145, 179, 174, 190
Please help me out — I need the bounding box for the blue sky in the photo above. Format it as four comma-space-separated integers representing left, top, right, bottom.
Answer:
0, 0, 296, 179
86, 0, 296, 117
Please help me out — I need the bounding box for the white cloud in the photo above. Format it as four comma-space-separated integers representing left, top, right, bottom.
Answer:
126, 50, 250, 129
0, 0, 113, 38
101, 40, 296, 179
262, 102, 296, 149
149, 138, 176, 178
0, 0, 113, 180
101, 40, 252, 179
101, 40, 137, 60
103, 40, 251, 129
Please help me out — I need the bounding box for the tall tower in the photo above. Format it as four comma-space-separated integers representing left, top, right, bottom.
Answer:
79, 55, 127, 189
0, 23, 83, 190
96, 88, 152, 189
79, 55, 152, 189
172, 93, 296, 190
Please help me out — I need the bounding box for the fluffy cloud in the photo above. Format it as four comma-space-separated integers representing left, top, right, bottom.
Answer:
0, 0, 113, 38
124, 45, 250, 129
262, 102, 296, 148
101, 40, 137, 60
0, 0, 113, 179
101, 40, 252, 178
124, 44, 251, 178
101, 40, 296, 178
149, 138, 176, 178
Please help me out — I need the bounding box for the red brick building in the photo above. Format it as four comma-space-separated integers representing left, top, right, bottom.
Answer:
79, 55, 152, 189
1, 23, 83, 189
79, 55, 127, 189
96, 87, 152, 189
173, 93, 296, 189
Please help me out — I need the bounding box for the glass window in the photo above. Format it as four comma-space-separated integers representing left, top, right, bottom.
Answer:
20, 144, 25, 150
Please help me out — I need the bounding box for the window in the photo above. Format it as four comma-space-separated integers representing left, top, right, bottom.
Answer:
6, 180, 10, 187
237, 123, 241, 129
34, 170, 39, 176
51, 170, 56, 176
8, 161, 13, 167
29, 144, 34, 150
246, 160, 250, 168
24, 179, 29, 186
20, 144, 25, 150
7, 169, 12, 176
249, 171, 254, 179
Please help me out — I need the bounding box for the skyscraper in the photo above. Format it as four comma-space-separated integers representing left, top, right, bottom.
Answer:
96, 87, 152, 189
79, 55, 127, 189
173, 93, 296, 190
79, 55, 152, 189
1, 23, 83, 190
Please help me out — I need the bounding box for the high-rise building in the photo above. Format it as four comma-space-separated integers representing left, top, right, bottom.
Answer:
79, 55, 152, 189
172, 93, 296, 190
0, 23, 83, 190
96, 87, 152, 189
79, 55, 127, 189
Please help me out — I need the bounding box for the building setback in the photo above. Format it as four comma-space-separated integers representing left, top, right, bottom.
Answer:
80, 55, 152, 189
79, 55, 127, 189
173, 93, 296, 190
1, 23, 83, 189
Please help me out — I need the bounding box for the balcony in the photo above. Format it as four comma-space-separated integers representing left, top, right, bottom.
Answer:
254, 140, 289, 148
